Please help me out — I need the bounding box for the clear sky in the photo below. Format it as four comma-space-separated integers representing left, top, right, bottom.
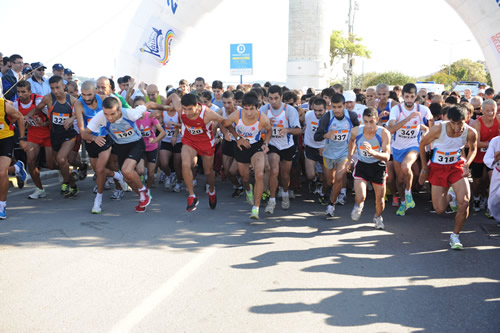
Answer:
0, 0, 484, 87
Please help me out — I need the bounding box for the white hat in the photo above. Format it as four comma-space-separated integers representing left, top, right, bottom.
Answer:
478, 89, 486, 94
343, 90, 356, 102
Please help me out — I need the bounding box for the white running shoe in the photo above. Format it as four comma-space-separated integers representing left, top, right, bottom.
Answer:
110, 189, 124, 200
449, 233, 463, 250
105, 177, 113, 189
289, 190, 295, 199
351, 204, 363, 221
265, 200, 276, 214
374, 215, 384, 230
277, 187, 283, 198
281, 195, 290, 210
173, 183, 182, 193
28, 188, 46, 199
325, 204, 335, 217
92, 201, 102, 214
335, 192, 346, 205
193, 179, 198, 187
164, 175, 172, 190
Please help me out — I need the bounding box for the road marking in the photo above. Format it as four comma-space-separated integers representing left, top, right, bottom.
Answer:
109, 247, 217, 333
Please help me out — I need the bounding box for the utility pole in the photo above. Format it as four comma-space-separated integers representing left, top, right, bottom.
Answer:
345, 0, 358, 90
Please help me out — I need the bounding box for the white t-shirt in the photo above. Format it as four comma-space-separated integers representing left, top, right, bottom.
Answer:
121, 89, 144, 102
389, 103, 432, 150
303, 110, 325, 149
352, 104, 367, 123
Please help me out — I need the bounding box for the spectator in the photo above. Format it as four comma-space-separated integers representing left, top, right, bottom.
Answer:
28, 62, 50, 96
2, 54, 24, 101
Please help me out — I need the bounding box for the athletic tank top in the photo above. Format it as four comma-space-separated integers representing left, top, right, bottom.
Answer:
17, 94, 49, 139
377, 100, 391, 125
104, 108, 142, 144
49, 93, 74, 135
431, 121, 468, 165
323, 110, 353, 160
181, 104, 214, 145
392, 104, 423, 150
162, 110, 180, 143
356, 126, 383, 164
145, 95, 162, 104
221, 106, 241, 141
0, 98, 14, 140
304, 110, 324, 149
473, 116, 499, 163
235, 110, 261, 144
265, 103, 294, 150
79, 95, 106, 136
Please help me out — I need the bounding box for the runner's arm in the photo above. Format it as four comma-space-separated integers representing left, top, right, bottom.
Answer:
73, 100, 87, 135
28, 94, 49, 117
313, 112, 331, 141
151, 121, 166, 144
419, 123, 442, 172
372, 127, 391, 162
347, 126, 358, 162
464, 127, 478, 169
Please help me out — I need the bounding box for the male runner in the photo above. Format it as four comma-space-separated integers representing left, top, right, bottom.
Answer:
15, 80, 53, 199
223, 91, 272, 219
217, 91, 243, 197
348, 107, 391, 229
83, 97, 164, 212
387, 83, 432, 216
470, 99, 499, 212
30, 76, 79, 197
0, 97, 26, 219
314, 93, 359, 217
419, 105, 477, 250
261, 85, 302, 213
74, 81, 127, 213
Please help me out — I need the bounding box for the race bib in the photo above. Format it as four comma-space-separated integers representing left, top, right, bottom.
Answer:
311, 121, 318, 132
359, 144, 379, 157
141, 126, 152, 137
187, 126, 203, 135
272, 124, 284, 138
398, 126, 418, 139
114, 127, 134, 139
166, 126, 176, 137
434, 150, 459, 165
52, 112, 69, 125
332, 129, 348, 141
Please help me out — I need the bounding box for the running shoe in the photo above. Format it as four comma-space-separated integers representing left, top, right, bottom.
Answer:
135, 205, 146, 213
15, 161, 27, 189
205, 184, 210, 194
250, 207, 259, 220
265, 200, 276, 214
92, 201, 102, 214
448, 188, 458, 213
159, 172, 166, 184
281, 195, 290, 210
139, 189, 151, 208
396, 203, 407, 216
208, 191, 217, 209
110, 189, 124, 200
186, 196, 199, 212
104, 177, 113, 189
78, 164, 88, 180
60, 183, 68, 194
93, 185, 98, 194
289, 190, 295, 199
0, 207, 5, 220
148, 189, 153, 201
351, 204, 363, 221
374, 215, 384, 230
192, 179, 197, 187
335, 193, 346, 206
325, 204, 335, 217
313, 182, 323, 195
485, 209, 493, 219
164, 174, 173, 190
473, 199, 480, 212
71, 170, 79, 182
405, 193, 415, 209
28, 188, 46, 199
480, 197, 487, 211
449, 233, 463, 250
277, 187, 283, 198
173, 183, 182, 193
64, 186, 79, 198
318, 195, 329, 206
392, 196, 400, 207
245, 185, 254, 205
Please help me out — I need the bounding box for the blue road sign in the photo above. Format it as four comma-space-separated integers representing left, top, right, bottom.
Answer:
230, 43, 253, 75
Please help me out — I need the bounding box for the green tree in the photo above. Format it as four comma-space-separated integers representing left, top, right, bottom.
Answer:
441, 59, 488, 83
329, 30, 371, 66
425, 72, 457, 88
364, 71, 415, 88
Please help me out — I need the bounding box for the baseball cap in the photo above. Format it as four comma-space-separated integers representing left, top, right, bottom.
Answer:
22, 67, 32, 75
343, 90, 356, 102
52, 63, 64, 71
64, 68, 75, 75
31, 62, 46, 70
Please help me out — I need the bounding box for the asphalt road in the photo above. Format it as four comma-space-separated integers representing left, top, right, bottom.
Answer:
1, 174, 499, 332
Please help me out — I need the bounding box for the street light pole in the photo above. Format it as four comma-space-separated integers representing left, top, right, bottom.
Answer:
433, 39, 471, 76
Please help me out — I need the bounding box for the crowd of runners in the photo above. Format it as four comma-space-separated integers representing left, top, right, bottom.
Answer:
1, 53, 500, 251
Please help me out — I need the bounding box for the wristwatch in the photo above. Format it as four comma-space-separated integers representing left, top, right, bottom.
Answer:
236, 136, 243, 140
19, 136, 27, 141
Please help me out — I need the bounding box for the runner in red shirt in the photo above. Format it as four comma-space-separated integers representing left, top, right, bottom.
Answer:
180, 94, 226, 211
